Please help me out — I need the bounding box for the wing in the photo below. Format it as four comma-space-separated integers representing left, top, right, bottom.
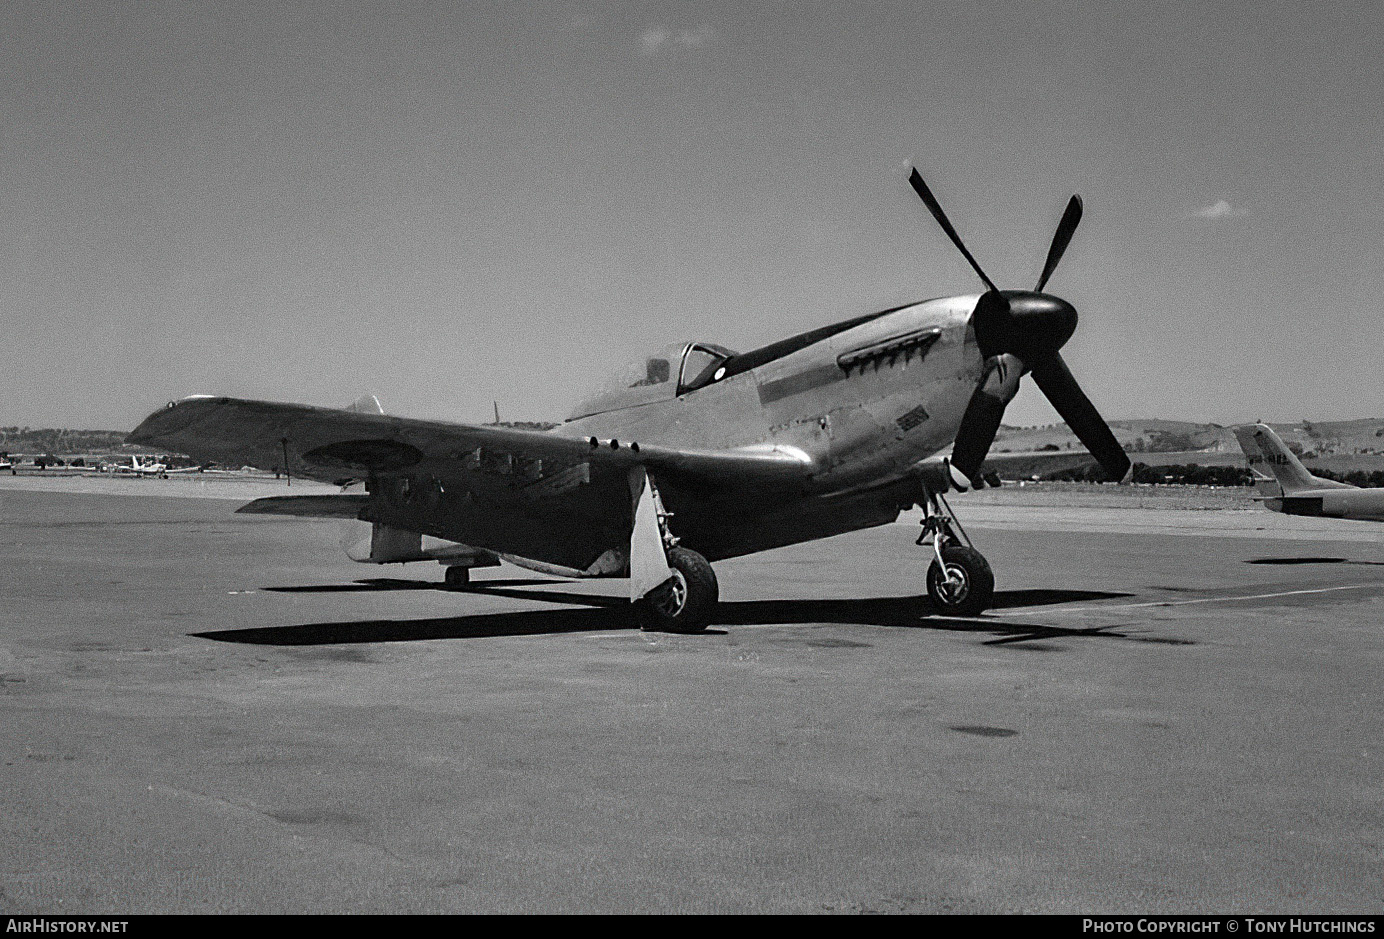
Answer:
129, 396, 815, 487
236, 493, 371, 518
129, 396, 817, 572
980, 450, 1100, 480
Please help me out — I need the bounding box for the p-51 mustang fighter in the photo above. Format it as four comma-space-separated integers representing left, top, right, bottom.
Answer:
130, 171, 1131, 632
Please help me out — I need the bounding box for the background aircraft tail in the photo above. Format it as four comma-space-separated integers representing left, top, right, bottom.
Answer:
1233, 423, 1354, 494
1232, 425, 1282, 497
343, 394, 384, 415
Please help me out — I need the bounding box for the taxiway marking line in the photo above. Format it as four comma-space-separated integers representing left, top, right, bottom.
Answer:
1003, 583, 1380, 616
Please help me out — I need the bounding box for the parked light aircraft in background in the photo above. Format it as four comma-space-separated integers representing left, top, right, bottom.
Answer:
1234, 423, 1384, 522
112, 455, 209, 477
130, 170, 1132, 631
126, 455, 168, 477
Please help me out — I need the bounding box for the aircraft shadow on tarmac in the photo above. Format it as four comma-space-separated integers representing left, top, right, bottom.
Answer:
193, 582, 1180, 649
1246, 556, 1384, 566
263, 577, 568, 593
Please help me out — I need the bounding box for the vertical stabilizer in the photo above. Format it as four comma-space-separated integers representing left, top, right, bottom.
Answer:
1242, 424, 1354, 493
344, 395, 385, 415
1232, 425, 1282, 497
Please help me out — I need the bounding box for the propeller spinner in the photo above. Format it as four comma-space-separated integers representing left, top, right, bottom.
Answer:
907, 169, 1131, 489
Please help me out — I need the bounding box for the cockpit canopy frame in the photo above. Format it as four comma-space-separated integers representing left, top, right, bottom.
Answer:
566, 341, 737, 421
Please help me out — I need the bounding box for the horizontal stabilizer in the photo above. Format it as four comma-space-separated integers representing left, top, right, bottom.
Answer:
236, 494, 370, 519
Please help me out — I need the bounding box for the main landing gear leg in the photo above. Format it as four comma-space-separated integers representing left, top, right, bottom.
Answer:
917, 481, 994, 617
629, 470, 718, 633
639, 545, 718, 633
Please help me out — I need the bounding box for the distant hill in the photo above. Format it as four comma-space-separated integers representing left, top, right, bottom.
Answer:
8, 418, 1384, 474
995, 418, 1384, 459
0, 427, 138, 455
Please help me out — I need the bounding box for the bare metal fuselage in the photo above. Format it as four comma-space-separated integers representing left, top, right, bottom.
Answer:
334, 295, 986, 573
549, 296, 984, 562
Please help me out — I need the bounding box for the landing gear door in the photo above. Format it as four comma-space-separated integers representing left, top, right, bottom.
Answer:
628, 467, 673, 600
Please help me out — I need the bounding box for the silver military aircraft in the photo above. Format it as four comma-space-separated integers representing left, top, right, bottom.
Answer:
129, 170, 1132, 631
1234, 423, 1384, 521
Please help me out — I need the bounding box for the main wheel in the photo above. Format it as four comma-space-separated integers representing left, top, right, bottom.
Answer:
926, 545, 994, 617
443, 565, 470, 587
636, 546, 719, 633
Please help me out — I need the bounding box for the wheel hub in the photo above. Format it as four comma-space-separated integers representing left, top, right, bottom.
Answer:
937, 563, 970, 604
650, 569, 689, 617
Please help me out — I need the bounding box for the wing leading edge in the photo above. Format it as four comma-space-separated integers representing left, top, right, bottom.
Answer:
128, 396, 816, 489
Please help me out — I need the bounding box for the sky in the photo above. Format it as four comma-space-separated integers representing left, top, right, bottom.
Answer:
3, 0, 1383, 430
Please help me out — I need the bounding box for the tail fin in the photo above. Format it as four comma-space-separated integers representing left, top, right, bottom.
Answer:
1238, 424, 1354, 494
343, 395, 384, 415
1232, 425, 1281, 497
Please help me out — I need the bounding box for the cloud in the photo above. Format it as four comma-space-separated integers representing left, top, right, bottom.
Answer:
1192, 200, 1247, 220
640, 25, 714, 55
676, 26, 714, 48
639, 27, 671, 54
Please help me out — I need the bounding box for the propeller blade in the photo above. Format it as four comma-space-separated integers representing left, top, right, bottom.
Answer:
1028, 353, 1131, 481
1034, 194, 1083, 293
950, 355, 1025, 487
950, 386, 1007, 488
908, 168, 999, 293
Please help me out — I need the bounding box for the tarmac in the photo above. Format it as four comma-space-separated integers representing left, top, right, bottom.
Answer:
2, 478, 1382, 913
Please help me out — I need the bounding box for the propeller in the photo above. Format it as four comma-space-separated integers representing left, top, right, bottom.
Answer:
1035, 195, 1083, 293
906, 168, 1130, 489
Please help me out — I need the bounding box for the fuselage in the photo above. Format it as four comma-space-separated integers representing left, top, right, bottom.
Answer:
544, 295, 985, 561
561, 296, 980, 477
319, 295, 990, 574
1264, 488, 1384, 522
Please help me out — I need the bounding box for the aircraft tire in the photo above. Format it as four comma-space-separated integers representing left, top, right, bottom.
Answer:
926, 545, 994, 617
636, 546, 719, 633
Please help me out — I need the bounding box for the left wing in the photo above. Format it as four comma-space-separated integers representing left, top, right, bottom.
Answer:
236, 493, 371, 518
980, 450, 1100, 481
128, 396, 816, 490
